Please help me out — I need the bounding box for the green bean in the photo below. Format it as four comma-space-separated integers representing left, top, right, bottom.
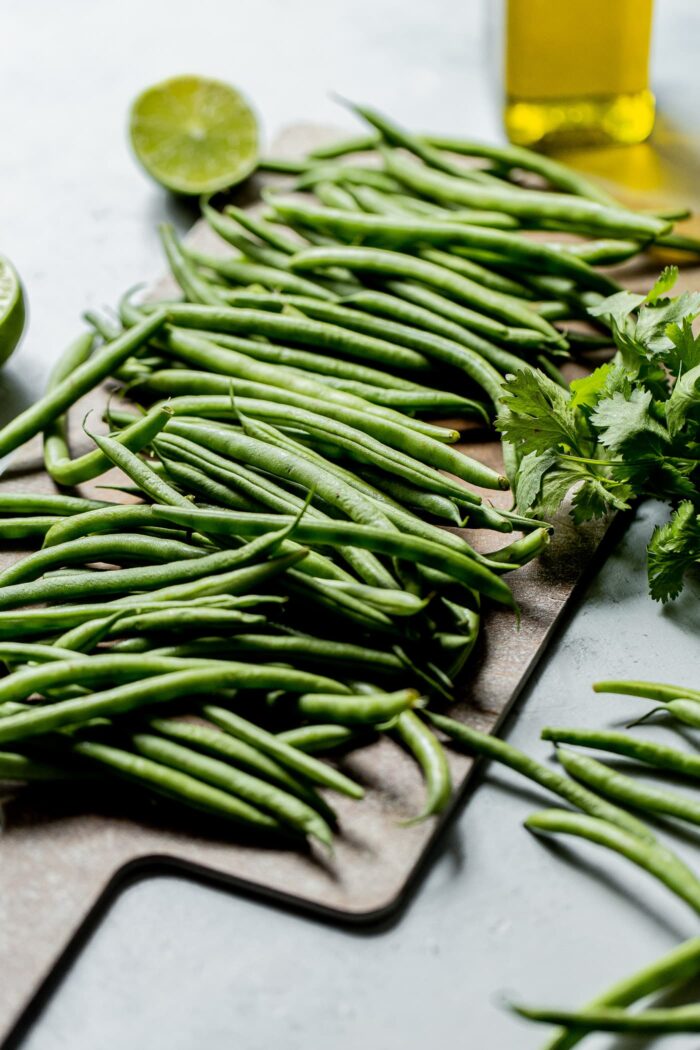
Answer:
289, 245, 561, 341
557, 747, 700, 828
319, 581, 429, 616
541, 727, 700, 780
361, 472, 463, 525
42, 503, 185, 547
382, 147, 668, 238
103, 607, 266, 637
204, 704, 364, 799
0, 531, 299, 611
0, 662, 350, 747
348, 183, 520, 231
423, 132, 617, 205
258, 156, 309, 174
152, 328, 457, 441
46, 405, 174, 488
221, 203, 303, 255
163, 392, 504, 493
159, 457, 260, 512
41, 330, 97, 481
0, 641, 81, 665
0, 750, 76, 781
665, 700, 700, 728
427, 711, 652, 839
593, 679, 700, 703
514, 1002, 700, 1034
159, 223, 226, 306
0, 532, 205, 587
0, 493, 108, 516
541, 937, 700, 1050
342, 288, 537, 374
169, 633, 404, 675
267, 197, 618, 292
166, 322, 422, 391
74, 739, 282, 831
0, 653, 229, 706
276, 724, 361, 753
133, 733, 333, 846
285, 570, 393, 630
0, 516, 66, 539
295, 164, 402, 194
525, 808, 700, 914
152, 505, 516, 606
151, 716, 332, 813
0, 312, 166, 460
188, 247, 336, 301
201, 201, 307, 268
309, 133, 379, 160
395, 710, 451, 822
85, 417, 192, 508
162, 303, 431, 371
296, 688, 419, 725
210, 292, 507, 405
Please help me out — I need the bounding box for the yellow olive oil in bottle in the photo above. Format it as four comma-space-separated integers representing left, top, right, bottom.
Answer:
504, 0, 655, 148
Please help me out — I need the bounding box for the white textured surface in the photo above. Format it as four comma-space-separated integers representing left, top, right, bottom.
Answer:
3, 1, 700, 1048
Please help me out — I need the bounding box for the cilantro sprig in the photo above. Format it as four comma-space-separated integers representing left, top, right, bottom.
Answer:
497, 267, 700, 601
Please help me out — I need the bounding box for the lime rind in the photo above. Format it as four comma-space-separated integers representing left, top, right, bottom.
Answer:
130, 75, 259, 195
0, 255, 25, 367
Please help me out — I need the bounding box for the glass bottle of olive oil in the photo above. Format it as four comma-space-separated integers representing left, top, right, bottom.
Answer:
504, 0, 655, 148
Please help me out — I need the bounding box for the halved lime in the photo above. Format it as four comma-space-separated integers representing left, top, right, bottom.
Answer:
129, 75, 259, 195
0, 255, 25, 366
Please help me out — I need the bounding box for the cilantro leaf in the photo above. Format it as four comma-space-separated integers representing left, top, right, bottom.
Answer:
514, 450, 557, 511
666, 362, 700, 438
647, 501, 700, 601
645, 265, 678, 304
497, 369, 584, 455
589, 388, 669, 451
665, 317, 700, 372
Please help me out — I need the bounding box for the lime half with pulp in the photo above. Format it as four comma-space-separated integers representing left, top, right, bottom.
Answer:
129, 75, 259, 195
0, 255, 25, 367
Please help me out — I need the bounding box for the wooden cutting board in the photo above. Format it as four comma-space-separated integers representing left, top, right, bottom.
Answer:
0, 124, 691, 1044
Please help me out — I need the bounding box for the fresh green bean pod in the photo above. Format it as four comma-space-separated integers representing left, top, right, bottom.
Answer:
0, 311, 166, 460
0, 751, 77, 781
382, 147, 669, 238
295, 688, 419, 725
0, 532, 205, 587
395, 709, 451, 822
427, 711, 652, 839
205, 704, 364, 799
593, 679, 700, 703
133, 733, 333, 846
541, 727, 700, 780
0, 663, 350, 747
267, 197, 619, 292
557, 747, 700, 828
289, 245, 561, 341
151, 505, 516, 606
151, 716, 333, 815
75, 740, 282, 832
525, 809, 700, 914
276, 724, 362, 753
86, 419, 192, 508
513, 1002, 700, 1034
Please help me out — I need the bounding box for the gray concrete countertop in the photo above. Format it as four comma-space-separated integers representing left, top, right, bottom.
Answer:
3, 2, 700, 1047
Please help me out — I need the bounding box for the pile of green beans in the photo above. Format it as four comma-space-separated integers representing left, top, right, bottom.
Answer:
428, 672, 700, 1041
1, 107, 696, 862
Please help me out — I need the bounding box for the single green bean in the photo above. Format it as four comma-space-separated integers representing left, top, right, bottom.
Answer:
593, 679, 700, 703
133, 733, 333, 846
0, 750, 76, 781
75, 740, 282, 831
395, 709, 451, 822
152, 505, 516, 606
0, 311, 166, 459
276, 724, 362, 753
0, 532, 205, 587
514, 1002, 700, 1034
427, 711, 652, 839
296, 688, 419, 725
541, 936, 700, 1050
557, 747, 700, 828
525, 808, 700, 914
541, 727, 700, 780
86, 418, 192, 508
0, 662, 350, 747
205, 704, 364, 799
382, 147, 668, 238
